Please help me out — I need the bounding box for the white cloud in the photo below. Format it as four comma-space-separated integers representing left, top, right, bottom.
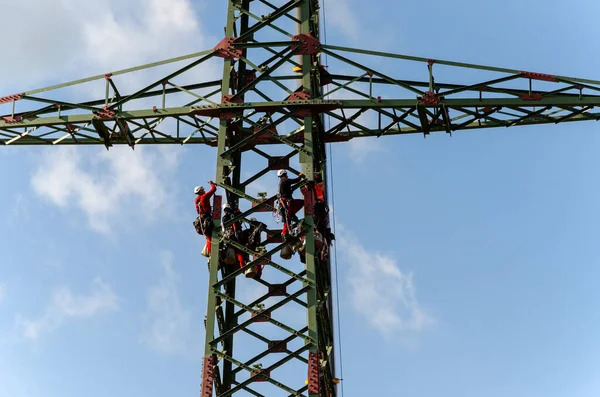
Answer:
346, 138, 385, 163
17, 278, 119, 340
140, 251, 201, 356
337, 231, 434, 336
0, 0, 214, 88
31, 145, 180, 234
20, 0, 220, 235
325, 0, 360, 40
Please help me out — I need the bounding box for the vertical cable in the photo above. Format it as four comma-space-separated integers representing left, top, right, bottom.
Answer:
322, 1, 344, 395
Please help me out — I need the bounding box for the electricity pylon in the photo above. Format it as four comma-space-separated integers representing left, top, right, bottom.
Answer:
3, 1, 600, 396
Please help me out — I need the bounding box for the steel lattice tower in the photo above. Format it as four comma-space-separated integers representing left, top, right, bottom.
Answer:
4, 1, 600, 396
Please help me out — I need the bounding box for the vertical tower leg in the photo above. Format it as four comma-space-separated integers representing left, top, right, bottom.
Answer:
201, 1, 337, 396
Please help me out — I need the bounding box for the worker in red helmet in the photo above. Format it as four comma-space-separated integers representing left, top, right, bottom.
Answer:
194, 181, 217, 257
277, 169, 305, 237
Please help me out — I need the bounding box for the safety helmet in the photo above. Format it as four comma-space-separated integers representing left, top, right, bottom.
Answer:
194, 186, 204, 194
277, 169, 287, 178
223, 203, 231, 211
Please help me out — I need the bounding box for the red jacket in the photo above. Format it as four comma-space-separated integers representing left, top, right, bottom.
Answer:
195, 183, 216, 214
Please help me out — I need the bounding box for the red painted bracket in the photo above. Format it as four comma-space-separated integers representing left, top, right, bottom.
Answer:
220, 95, 243, 120
213, 195, 222, 220
252, 310, 271, 322
520, 93, 543, 101
201, 356, 215, 397
254, 123, 278, 140
481, 106, 501, 114
291, 33, 321, 55
307, 352, 320, 394
268, 340, 288, 353
268, 156, 289, 170
286, 91, 311, 117
420, 91, 439, 105
303, 188, 315, 216
213, 37, 243, 59
268, 284, 287, 297
96, 106, 116, 119
230, 70, 257, 90
0, 93, 24, 104
251, 369, 271, 382
521, 71, 558, 82
2, 116, 23, 123
222, 94, 242, 104
287, 91, 310, 102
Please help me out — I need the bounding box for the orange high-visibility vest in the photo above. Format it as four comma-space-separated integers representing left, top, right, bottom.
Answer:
315, 182, 325, 202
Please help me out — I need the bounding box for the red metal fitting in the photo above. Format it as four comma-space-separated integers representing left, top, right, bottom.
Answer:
242, 70, 257, 87
104, 73, 112, 80
213, 195, 222, 220
286, 91, 311, 117
221, 94, 242, 104
252, 310, 271, 322
287, 92, 310, 102
152, 106, 157, 112
267, 156, 288, 170
251, 369, 271, 382
291, 33, 321, 55
427, 59, 435, 66
268, 340, 288, 353
201, 356, 215, 397
268, 284, 286, 297
254, 124, 278, 142
520, 71, 558, 82
520, 93, 543, 101
213, 37, 243, 59
0, 93, 24, 104
303, 190, 315, 216
421, 91, 439, 105
307, 352, 320, 394
2, 116, 23, 123
96, 106, 116, 119
219, 95, 243, 120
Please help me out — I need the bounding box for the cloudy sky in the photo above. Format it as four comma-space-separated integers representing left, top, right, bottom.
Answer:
2, 1, 600, 397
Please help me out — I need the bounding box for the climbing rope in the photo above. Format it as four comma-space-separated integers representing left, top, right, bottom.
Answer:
322, 1, 345, 395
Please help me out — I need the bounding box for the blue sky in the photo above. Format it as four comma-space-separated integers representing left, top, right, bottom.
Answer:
2, 0, 600, 396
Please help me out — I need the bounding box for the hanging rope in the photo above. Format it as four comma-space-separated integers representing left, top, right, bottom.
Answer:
322, 1, 345, 395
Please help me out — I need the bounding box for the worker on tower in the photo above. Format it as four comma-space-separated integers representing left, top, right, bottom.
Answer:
239, 217, 267, 279
221, 202, 244, 267
277, 169, 305, 238
194, 181, 217, 257
312, 172, 335, 245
